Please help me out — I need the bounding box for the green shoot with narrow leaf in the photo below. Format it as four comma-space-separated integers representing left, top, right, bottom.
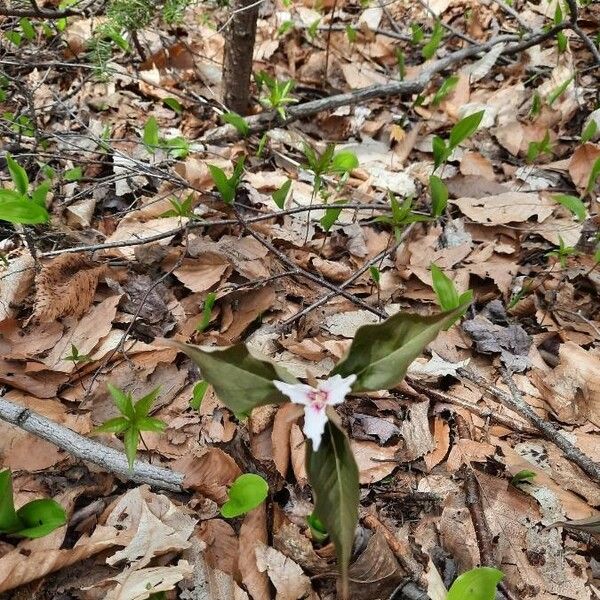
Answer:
220, 473, 269, 518
208, 157, 245, 204
546, 236, 577, 268
93, 384, 166, 470
432, 111, 485, 171
256, 72, 298, 120
196, 292, 217, 333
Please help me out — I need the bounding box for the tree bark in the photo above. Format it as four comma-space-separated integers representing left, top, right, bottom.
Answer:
222, 0, 259, 115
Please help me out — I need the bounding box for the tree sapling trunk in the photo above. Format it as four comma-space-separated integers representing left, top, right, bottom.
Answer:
222, 0, 259, 115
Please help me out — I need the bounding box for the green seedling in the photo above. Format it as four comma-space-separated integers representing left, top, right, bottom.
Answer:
547, 75, 573, 106
208, 157, 245, 204
447, 567, 504, 600
432, 75, 459, 107
529, 92, 542, 120
160, 194, 194, 218
163, 97, 183, 113
272, 178, 292, 209
307, 513, 328, 542
64, 166, 83, 182
320, 199, 345, 232
432, 111, 485, 170
196, 292, 217, 333
526, 130, 553, 163
0, 154, 50, 224
546, 236, 577, 268
586, 157, 600, 194
93, 384, 166, 470
375, 193, 431, 241
190, 380, 209, 410
0, 469, 66, 538
553, 194, 586, 221
429, 175, 448, 217
256, 72, 298, 120
430, 264, 473, 313
65, 344, 91, 365
222, 111, 250, 138
581, 119, 597, 143
510, 469, 536, 486
422, 20, 443, 60
221, 473, 269, 518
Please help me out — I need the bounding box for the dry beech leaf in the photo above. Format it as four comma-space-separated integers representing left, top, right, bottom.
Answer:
350, 439, 399, 484
459, 151, 495, 181
0, 254, 35, 322
172, 254, 231, 293
399, 400, 434, 462
238, 504, 270, 600
424, 417, 450, 471
450, 192, 554, 225
195, 519, 239, 577
568, 143, 600, 190
272, 403, 304, 477
174, 447, 242, 503
34, 254, 107, 321
255, 541, 312, 600
102, 560, 193, 600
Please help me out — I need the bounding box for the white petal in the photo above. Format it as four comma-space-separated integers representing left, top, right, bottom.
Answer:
318, 374, 356, 406
273, 380, 313, 405
303, 404, 329, 451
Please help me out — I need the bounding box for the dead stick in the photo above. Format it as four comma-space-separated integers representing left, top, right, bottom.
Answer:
0, 396, 184, 492
459, 367, 600, 483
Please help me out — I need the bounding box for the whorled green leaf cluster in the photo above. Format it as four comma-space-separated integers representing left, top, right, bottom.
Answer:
0, 469, 66, 539
164, 299, 471, 592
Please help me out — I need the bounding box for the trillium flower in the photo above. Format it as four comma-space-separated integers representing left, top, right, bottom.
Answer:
273, 374, 356, 451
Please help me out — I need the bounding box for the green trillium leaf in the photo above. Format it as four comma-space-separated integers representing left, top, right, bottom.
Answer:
331, 302, 471, 392
306, 420, 359, 597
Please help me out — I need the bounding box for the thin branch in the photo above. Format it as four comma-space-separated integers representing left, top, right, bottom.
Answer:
0, 0, 86, 18
459, 366, 600, 484
564, 0, 600, 65
0, 396, 184, 492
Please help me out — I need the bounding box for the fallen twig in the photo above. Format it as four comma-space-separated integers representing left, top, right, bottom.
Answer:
0, 396, 185, 492
459, 366, 600, 484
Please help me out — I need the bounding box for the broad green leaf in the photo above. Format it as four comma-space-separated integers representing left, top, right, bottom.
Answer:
208, 164, 234, 204
330, 151, 358, 174
107, 383, 135, 419
19, 17, 36, 40
272, 178, 292, 209
320, 200, 345, 232
163, 97, 183, 114
306, 421, 359, 595
136, 416, 167, 433
447, 567, 504, 600
332, 302, 471, 392
581, 119, 597, 143
31, 180, 51, 207
547, 75, 573, 106
16, 499, 67, 538
449, 111, 485, 149
553, 194, 586, 221
432, 74, 459, 107
6, 154, 29, 195
134, 386, 161, 418
586, 157, 600, 194
429, 174, 448, 217
124, 426, 139, 470
510, 469, 536, 485
222, 111, 250, 137
431, 264, 459, 310
0, 470, 21, 534
196, 292, 217, 333
143, 116, 159, 150
220, 473, 269, 518
422, 20, 443, 60
64, 167, 82, 182
92, 416, 130, 434
432, 135, 448, 170
0, 191, 49, 224
164, 340, 297, 415
190, 380, 209, 410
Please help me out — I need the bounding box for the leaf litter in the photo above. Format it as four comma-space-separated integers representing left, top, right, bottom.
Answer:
1, 0, 600, 598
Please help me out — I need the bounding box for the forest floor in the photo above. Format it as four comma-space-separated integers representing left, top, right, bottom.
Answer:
1, 0, 600, 598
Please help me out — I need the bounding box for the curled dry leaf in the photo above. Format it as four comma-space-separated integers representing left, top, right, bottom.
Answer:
255, 541, 313, 600
568, 143, 600, 190
34, 254, 107, 322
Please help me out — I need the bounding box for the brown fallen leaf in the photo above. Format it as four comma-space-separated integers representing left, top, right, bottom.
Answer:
568, 143, 600, 190
0, 254, 35, 322
33, 254, 107, 322
171, 254, 232, 293
255, 541, 313, 600
238, 504, 270, 600
351, 439, 399, 484
195, 519, 239, 577
272, 403, 304, 477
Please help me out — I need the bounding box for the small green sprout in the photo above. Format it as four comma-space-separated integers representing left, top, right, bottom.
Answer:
93, 384, 166, 470
221, 473, 268, 518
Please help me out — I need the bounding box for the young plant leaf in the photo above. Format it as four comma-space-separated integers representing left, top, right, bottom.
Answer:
222, 111, 250, 137
190, 380, 209, 410
15, 498, 67, 538
0, 470, 21, 534
510, 469, 536, 485
429, 174, 448, 217
306, 420, 359, 596
449, 110, 485, 149
432, 135, 448, 170
331, 302, 471, 392
220, 473, 269, 518
446, 567, 504, 600
581, 119, 597, 143
162, 340, 298, 416
422, 20, 443, 60
547, 75, 573, 106
431, 74, 458, 107
272, 178, 292, 209
196, 292, 217, 332
163, 97, 183, 114
330, 151, 358, 174
143, 116, 159, 151
586, 157, 600, 194
64, 167, 83, 182
320, 200, 345, 232
6, 154, 29, 195
553, 194, 586, 221
430, 264, 459, 310
0, 190, 49, 224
